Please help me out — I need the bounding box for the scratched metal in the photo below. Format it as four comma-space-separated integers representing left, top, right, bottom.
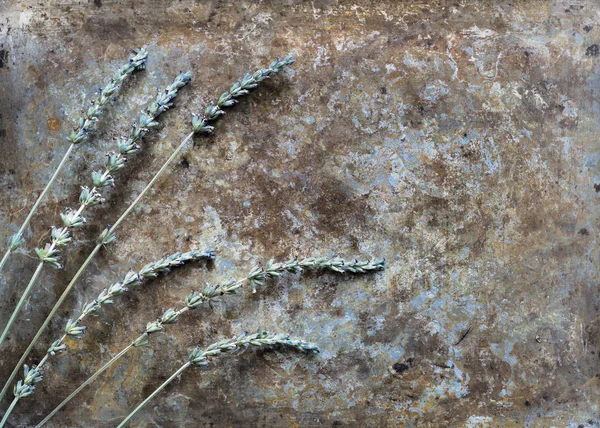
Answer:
0, 0, 598, 427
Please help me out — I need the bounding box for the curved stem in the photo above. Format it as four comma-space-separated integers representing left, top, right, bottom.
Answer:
0, 262, 44, 348
0, 144, 75, 276
0, 244, 101, 403
116, 361, 191, 428
35, 343, 135, 428
0, 396, 19, 427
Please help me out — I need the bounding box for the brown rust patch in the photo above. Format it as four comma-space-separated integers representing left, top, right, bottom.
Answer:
46, 117, 61, 131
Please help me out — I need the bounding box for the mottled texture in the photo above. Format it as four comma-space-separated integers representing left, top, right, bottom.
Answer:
0, 0, 599, 427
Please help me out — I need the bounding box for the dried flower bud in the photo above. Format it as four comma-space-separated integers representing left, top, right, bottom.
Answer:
91, 169, 114, 188
105, 152, 126, 172
50, 226, 71, 247
65, 319, 86, 338
79, 186, 104, 207
122, 271, 141, 287
60, 208, 86, 228
22, 365, 43, 386
204, 104, 224, 121
96, 288, 114, 305
47, 339, 67, 356
132, 333, 149, 347
98, 228, 117, 245
82, 300, 101, 316
191, 115, 214, 134
35, 245, 62, 269
116, 137, 140, 155
145, 321, 163, 334
160, 308, 179, 325
107, 281, 128, 296
184, 290, 205, 309
189, 330, 319, 368
139, 112, 159, 130
247, 265, 267, 292
7, 232, 24, 251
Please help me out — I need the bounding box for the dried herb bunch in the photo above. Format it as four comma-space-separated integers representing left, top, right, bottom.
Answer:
116, 330, 319, 427
0, 249, 214, 427
0, 71, 192, 358
1, 55, 297, 408
0, 47, 148, 275
36, 255, 384, 426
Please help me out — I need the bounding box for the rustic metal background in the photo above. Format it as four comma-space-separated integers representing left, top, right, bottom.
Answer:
0, 0, 598, 426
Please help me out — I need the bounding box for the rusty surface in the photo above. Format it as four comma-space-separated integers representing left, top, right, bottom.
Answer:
0, 0, 599, 426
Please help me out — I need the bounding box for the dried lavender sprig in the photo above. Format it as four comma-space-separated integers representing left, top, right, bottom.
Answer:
116, 330, 318, 427
0, 72, 193, 402
0, 250, 214, 426
0, 47, 148, 275
6, 54, 296, 409
0, 364, 42, 427
36, 255, 383, 426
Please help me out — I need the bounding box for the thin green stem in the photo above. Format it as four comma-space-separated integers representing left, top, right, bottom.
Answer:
0, 251, 11, 277
107, 131, 194, 234
0, 236, 59, 348
116, 361, 191, 428
0, 244, 101, 403
0, 144, 75, 275
0, 396, 19, 427
35, 343, 135, 428
0, 262, 44, 348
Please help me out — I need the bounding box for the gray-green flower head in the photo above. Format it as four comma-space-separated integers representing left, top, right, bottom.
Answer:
191, 115, 214, 134
82, 300, 102, 316
184, 290, 205, 309
105, 152, 126, 172
79, 186, 104, 207
66, 127, 88, 144
221, 279, 242, 294
138, 112, 159, 130
247, 265, 267, 292
268, 55, 295, 73
65, 319, 86, 338
107, 281, 128, 296
91, 169, 114, 188
122, 270, 142, 287
189, 330, 319, 368
35, 245, 62, 269
160, 308, 179, 325
145, 321, 163, 334
297, 256, 385, 273
67, 47, 148, 145
50, 226, 72, 247
191, 55, 295, 136
128, 46, 148, 70
13, 365, 43, 399
47, 339, 67, 356
204, 104, 224, 121
133, 333, 150, 347
98, 228, 117, 246
7, 232, 24, 252
169, 71, 193, 91
60, 208, 86, 228
201, 282, 220, 300
186, 249, 216, 261
22, 365, 43, 386
147, 71, 192, 117
97, 288, 114, 305
258, 333, 320, 354
116, 136, 140, 155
